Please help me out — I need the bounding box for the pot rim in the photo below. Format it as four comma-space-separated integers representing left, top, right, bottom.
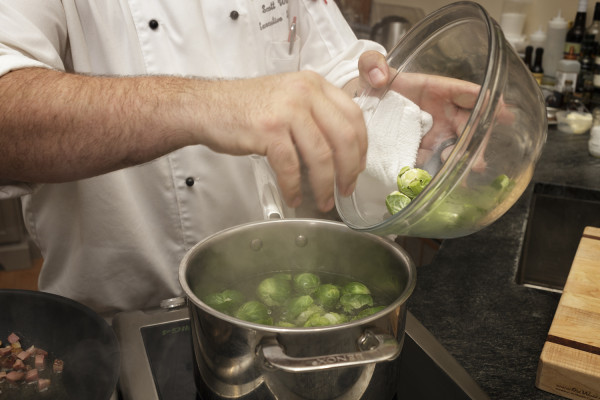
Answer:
179, 218, 417, 333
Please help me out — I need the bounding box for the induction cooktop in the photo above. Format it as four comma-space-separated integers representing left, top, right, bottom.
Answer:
112, 299, 489, 400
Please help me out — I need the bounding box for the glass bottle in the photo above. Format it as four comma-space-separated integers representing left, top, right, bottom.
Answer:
586, 2, 600, 56
589, 57, 600, 108
565, 0, 588, 57
577, 39, 595, 106
562, 79, 575, 108
532, 47, 544, 85
524, 45, 534, 70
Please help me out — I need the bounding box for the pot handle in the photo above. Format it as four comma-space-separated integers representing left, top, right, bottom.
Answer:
250, 155, 295, 220
258, 330, 401, 372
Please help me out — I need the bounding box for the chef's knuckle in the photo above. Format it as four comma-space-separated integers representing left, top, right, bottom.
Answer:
268, 142, 297, 171
314, 145, 332, 167
335, 122, 358, 147
290, 71, 320, 96
255, 110, 285, 134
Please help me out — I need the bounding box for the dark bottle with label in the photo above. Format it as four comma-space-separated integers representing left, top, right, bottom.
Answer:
524, 45, 534, 70
532, 47, 544, 85
578, 39, 596, 105
565, 0, 589, 57
591, 56, 600, 109
586, 2, 600, 56
563, 79, 575, 108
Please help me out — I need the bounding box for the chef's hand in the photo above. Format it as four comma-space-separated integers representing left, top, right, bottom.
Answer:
199, 71, 367, 212
390, 73, 514, 172
388, 73, 480, 169
344, 50, 391, 96
346, 52, 482, 169
234, 51, 391, 211
348, 52, 514, 173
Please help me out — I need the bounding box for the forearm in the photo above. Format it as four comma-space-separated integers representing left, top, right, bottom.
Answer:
0, 68, 207, 184
0, 67, 368, 211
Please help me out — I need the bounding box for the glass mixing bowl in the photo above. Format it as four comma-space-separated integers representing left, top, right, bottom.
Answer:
335, 1, 547, 238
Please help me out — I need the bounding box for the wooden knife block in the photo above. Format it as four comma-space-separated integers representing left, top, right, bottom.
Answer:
536, 226, 600, 400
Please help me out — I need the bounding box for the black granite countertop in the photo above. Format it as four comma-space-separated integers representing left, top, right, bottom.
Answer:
407, 126, 600, 400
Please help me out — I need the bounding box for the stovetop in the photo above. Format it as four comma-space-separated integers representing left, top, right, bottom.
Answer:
112, 300, 489, 400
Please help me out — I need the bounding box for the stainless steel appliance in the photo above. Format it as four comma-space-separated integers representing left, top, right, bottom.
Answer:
113, 299, 489, 400
370, 15, 410, 51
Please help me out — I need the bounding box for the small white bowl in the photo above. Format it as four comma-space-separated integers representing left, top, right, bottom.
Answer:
556, 111, 593, 134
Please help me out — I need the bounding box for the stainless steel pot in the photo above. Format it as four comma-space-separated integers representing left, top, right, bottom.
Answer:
179, 219, 416, 399
370, 15, 410, 52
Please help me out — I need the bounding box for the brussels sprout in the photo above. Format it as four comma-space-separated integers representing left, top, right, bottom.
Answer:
293, 304, 325, 326
385, 191, 412, 215
293, 273, 321, 295
314, 284, 341, 310
341, 282, 371, 295
491, 174, 511, 190
304, 312, 348, 327
353, 306, 386, 320
257, 276, 292, 307
492, 174, 515, 203
281, 295, 314, 321
397, 167, 432, 199
234, 300, 273, 325
339, 293, 373, 313
202, 289, 245, 315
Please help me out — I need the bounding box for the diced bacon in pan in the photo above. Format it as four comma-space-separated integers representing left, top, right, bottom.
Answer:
6, 370, 25, 383
17, 349, 32, 361
25, 368, 38, 383
1, 333, 63, 394
0, 354, 16, 369
38, 378, 51, 392
12, 358, 25, 370
35, 353, 45, 370
53, 359, 64, 373
0, 346, 11, 357
7, 333, 19, 344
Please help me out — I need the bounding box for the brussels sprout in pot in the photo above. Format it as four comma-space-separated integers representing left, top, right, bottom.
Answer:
179, 219, 416, 399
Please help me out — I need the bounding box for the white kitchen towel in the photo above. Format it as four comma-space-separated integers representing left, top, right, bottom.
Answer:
358, 90, 433, 186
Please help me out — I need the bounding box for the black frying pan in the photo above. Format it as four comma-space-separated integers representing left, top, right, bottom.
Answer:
0, 289, 120, 400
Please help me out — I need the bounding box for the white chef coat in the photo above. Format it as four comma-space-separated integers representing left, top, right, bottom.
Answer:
0, 0, 384, 315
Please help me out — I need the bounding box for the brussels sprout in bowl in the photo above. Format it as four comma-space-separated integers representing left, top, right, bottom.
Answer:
334, 1, 547, 238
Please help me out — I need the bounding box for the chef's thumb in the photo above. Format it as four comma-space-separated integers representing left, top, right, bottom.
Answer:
358, 50, 389, 89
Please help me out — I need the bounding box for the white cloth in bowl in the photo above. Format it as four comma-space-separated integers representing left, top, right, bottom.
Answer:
358, 90, 433, 186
